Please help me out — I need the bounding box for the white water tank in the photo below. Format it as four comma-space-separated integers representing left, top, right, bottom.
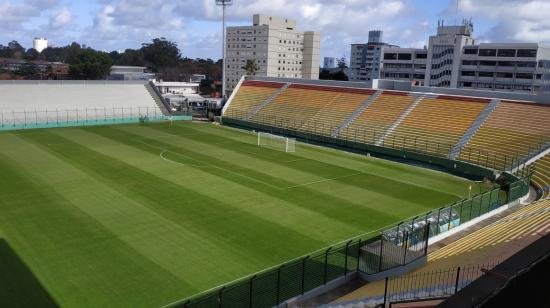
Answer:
33, 38, 48, 53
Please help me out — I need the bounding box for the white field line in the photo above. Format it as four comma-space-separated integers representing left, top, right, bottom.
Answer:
137, 138, 367, 191
280, 172, 363, 190
159, 150, 208, 167
136, 139, 282, 190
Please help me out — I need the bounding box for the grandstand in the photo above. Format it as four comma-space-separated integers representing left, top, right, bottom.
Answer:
331, 198, 550, 307
1, 75, 549, 307
0, 80, 167, 127
223, 80, 286, 117
339, 91, 417, 144
459, 101, 550, 170
220, 76, 550, 307
384, 96, 489, 156
531, 153, 550, 198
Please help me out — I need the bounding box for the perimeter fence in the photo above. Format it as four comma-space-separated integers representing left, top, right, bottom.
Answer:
223, 110, 548, 172
0, 106, 192, 131
170, 173, 530, 308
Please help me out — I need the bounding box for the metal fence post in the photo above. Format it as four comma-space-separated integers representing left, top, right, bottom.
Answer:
218, 286, 225, 308
356, 239, 362, 271
249, 275, 256, 308
378, 239, 384, 272
301, 257, 308, 295
424, 223, 430, 255
324, 247, 332, 284
276, 265, 283, 305
383, 276, 389, 306
454, 267, 461, 294
344, 240, 351, 275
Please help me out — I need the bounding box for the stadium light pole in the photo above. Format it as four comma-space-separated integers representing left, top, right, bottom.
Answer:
216, 0, 232, 99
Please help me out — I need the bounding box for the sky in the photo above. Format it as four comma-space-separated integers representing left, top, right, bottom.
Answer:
1, 0, 550, 62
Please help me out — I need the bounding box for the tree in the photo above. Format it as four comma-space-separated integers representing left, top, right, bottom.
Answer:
319, 69, 349, 81
16, 63, 40, 79
337, 57, 348, 69
24, 48, 41, 61
68, 49, 113, 80
141, 38, 181, 71
242, 59, 259, 75
114, 49, 145, 66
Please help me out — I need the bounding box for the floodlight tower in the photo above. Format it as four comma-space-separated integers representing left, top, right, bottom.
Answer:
216, 0, 232, 98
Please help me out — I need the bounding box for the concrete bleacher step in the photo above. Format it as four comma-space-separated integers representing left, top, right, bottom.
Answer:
375, 94, 429, 146
332, 90, 382, 138
145, 82, 170, 115
244, 83, 290, 120
449, 99, 499, 159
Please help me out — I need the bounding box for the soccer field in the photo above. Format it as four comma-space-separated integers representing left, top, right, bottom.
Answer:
0, 121, 475, 307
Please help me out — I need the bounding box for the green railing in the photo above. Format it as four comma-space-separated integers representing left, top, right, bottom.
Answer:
222, 110, 538, 174
0, 106, 192, 131
168, 173, 530, 308
382, 174, 531, 245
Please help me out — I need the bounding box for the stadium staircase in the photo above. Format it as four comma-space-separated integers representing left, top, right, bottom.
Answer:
326, 199, 550, 308
244, 83, 290, 120
374, 93, 429, 146
332, 90, 382, 137
449, 99, 500, 159
458, 101, 550, 170
145, 81, 170, 115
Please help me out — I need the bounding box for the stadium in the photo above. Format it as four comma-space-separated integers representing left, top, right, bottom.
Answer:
0, 76, 549, 308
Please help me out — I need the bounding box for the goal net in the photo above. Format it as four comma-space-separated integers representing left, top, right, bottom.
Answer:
257, 132, 295, 152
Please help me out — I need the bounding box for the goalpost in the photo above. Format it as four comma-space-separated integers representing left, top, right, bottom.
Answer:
257, 132, 296, 152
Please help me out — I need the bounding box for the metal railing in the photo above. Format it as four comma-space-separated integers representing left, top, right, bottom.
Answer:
0, 106, 192, 131
383, 262, 499, 306
166, 172, 531, 308
223, 109, 548, 172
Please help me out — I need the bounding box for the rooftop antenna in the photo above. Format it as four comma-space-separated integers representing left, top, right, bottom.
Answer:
454, 0, 460, 25
215, 0, 233, 98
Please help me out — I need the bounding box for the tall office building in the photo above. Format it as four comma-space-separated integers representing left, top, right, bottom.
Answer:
424, 20, 476, 87
458, 43, 550, 93
225, 14, 320, 94
351, 20, 550, 93
380, 47, 428, 85
349, 30, 394, 82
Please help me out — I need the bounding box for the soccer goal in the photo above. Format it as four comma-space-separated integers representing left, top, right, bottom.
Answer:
257, 132, 296, 152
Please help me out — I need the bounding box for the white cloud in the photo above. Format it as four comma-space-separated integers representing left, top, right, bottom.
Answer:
49, 7, 72, 29
454, 0, 550, 44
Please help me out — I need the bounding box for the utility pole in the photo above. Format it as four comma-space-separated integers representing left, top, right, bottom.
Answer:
215, 0, 233, 99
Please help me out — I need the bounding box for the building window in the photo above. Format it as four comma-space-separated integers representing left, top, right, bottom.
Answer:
416, 53, 427, 59
479, 71, 494, 78
398, 53, 412, 60
496, 72, 513, 78
497, 49, 516, 57
461, 71, 475, 76
516, 73, 533, 79
479, 49, 497, 57
464, 48, 478, 55
384, 53, 397, 60
517, 49, 537, 58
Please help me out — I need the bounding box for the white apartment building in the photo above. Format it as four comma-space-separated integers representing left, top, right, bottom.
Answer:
225, 14, 320, 94
380, 47, 428, 85
424, 20, 476, 87
349, 31, 393, 82
351, 19, 550, 93
458, 43, 550, 93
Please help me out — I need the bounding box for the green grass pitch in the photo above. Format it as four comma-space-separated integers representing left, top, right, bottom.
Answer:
0, 121, 477, 307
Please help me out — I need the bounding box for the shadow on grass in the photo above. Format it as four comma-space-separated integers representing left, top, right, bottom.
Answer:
0, 239, 58, 308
